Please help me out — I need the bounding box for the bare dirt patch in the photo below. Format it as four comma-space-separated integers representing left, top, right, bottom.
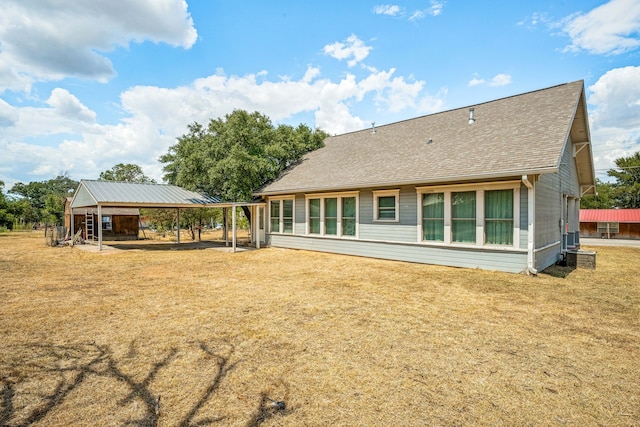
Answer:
1, 231, 638, 426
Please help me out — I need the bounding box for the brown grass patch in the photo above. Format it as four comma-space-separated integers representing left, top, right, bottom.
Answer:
1, 231, 639, 426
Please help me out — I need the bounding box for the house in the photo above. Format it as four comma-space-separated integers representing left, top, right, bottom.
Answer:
254, 81, 596, 274
64, 197, 140, 241
580, 209, 640, 240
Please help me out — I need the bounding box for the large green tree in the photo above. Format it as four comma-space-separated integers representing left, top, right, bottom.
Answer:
608, 151, 640, 208
160, 110, 327, 223
9, 174, 78, 224
0, 181, 14, 229
580, 178, 615, 209
99, 163, 156, 183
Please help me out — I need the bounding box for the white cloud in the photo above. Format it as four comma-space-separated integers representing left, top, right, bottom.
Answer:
373, 5, 402, 16
561, 0, 640, 55
489, 74, 512, 87
409, 1, 445, 21
47, 89, 97, 123
468, 76, 485, 87
467, 73, 511, 87
0, 66, 446, 184
588, 66, 640, 130
323, 35, 372, 67
588, 66, 640, 179
0, 0, 197, 93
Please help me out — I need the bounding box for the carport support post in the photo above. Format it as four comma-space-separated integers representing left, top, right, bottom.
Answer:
98, 204, 103, 251
176, 208, 181, 244
255, 205, 260, 249
232, 203, 237, 253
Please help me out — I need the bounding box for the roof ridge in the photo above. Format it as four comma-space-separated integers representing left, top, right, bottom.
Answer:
334, 80, 584, 137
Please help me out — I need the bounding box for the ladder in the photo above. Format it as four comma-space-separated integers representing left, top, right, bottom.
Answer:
85, 210, 95, 241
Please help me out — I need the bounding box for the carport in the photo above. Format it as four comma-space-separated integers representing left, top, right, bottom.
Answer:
69, 180, 265, 251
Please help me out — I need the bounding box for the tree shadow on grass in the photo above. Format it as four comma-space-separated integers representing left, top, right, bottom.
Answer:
0, 340, 290, 426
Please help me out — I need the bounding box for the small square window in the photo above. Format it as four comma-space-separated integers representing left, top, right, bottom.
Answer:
373, 190, 400, 222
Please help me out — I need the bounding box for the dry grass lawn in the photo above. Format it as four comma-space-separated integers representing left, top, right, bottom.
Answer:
1, 231, 638, 426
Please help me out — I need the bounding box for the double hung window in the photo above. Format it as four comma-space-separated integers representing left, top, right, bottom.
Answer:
452, 191, 476, 243
373, 190, 400, 222
485, 189, 514, 245
306, 192, 358, 237
418, 182, 519, 247
269, 198, 294, 234
422, 193, 444, 241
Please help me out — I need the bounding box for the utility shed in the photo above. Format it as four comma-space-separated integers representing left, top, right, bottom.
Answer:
580, 209, 640, 239
65, 197, 140, 241
70, 180, 265, 251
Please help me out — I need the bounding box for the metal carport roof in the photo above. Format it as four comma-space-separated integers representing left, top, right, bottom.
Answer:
69, 180, 264, 251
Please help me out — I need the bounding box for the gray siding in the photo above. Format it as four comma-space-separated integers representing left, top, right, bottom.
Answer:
535, 173, 562, 249
267, 234, 528, 273
519, 184, 528, 250
359, 187, 418, 243
536, 242, 563, 271
560, 136, 580, 197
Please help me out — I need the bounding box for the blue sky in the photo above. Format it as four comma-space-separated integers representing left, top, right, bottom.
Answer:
1, 0, 639, 189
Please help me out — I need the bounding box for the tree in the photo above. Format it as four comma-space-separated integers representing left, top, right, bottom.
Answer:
9, 173, 78, 224
99, 163, 156, 183
0, 181, 14, 229
580, 179, 615, 209
160, 110, 327, 224
607, 151, 640, 208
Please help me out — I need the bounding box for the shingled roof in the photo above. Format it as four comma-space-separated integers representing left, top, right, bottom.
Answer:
257, 80, 595, 196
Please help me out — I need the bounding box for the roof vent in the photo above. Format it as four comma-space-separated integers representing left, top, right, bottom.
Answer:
468, 108, 475, 124
371, 121, 376, 134
427, 137, 433, 144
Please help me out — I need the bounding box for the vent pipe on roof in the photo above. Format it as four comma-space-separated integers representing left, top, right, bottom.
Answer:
468, 108, 475, 124
371, 121, 376, 134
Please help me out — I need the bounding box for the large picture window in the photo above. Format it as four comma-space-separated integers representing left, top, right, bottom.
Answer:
269, 197, 294, 234
418, 182, 519, 248
305, 192, 358, 237
422, 193, 444, 241
485, 189, 514, 245
452, 191, 476, 243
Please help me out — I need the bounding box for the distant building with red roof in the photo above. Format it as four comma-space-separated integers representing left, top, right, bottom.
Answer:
580, 209, 640, 239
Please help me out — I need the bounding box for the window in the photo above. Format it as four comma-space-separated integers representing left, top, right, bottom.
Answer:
342, 197, 357, 236
422, 193, 444, 241
269, 197, 294, 234
305, 192, 358, 237
309, 199, 321, 234
282, 199, 293, 234
597, 222, 619, 234
102, 215, 112, 231
417, 182, 520, 248
325, 198, 337, 235
269, 200, 280, 232
373, 190, 400, 222
452, 191, 476, 243
485, 189, 513, 245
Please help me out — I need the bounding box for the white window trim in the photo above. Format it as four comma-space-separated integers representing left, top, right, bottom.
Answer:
373, 189, 400, 222
268, 196, 295, 234
305, 191, 359, 238
416, 181, 520, 248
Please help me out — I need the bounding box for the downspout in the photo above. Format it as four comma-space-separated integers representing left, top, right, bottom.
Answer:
522, 175, 537, 275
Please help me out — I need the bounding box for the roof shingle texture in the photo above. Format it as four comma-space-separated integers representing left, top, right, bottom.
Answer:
259, 81, 584, 195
